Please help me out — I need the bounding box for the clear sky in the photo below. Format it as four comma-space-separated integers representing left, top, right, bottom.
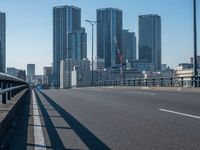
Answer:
0, 0, 199, 74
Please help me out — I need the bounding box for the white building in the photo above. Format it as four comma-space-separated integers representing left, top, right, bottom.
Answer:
60, 59, 90, 89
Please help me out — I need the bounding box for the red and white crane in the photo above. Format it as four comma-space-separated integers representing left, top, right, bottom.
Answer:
114, 37, 125, 81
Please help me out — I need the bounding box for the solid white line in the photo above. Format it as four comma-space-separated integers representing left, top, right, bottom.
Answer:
32, 90, 46, 150
159, 108, 200, 119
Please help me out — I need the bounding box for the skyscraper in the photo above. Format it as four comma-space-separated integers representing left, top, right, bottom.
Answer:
0, 12, 6, 73
138, 14, 161, 71
53, 5, 81, 87
68, 28, 87, 60
97, 8, 122, 68
122, 30, 136, 62
27, 64, 35, 84
27, 64, 35, 76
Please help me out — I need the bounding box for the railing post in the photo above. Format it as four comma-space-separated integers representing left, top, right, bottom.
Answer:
138, 79, 141, 86
160, 78, 163, 87
191, 77, 194, 87
198, 77, 200, 87
145, 79, 148, 87
181, 77, 184, 87
170, 78, 173, 87
7, 81, 11, 100
152, 79, 155, 87
2, 81, 7, 104
11, 82, 14, 97
194, 76, 197, 87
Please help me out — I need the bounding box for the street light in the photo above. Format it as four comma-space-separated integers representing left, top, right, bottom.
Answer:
85, 19, 98, 85
193, 0, 198, 87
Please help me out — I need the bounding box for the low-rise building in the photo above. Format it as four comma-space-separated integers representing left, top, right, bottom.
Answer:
60, 58, 90, 89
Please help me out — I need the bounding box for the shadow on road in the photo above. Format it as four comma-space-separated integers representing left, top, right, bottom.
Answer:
36, 90, 110, 150
35, 92, 66, 149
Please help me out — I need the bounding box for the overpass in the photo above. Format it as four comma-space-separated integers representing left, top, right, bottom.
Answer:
0, 76, 200, 149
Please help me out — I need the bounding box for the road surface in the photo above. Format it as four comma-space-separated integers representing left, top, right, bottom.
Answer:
4, 87, 200, 150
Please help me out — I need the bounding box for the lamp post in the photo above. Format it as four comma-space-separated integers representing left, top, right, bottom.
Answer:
85, 19, 98, 85
193, 0, 198, 87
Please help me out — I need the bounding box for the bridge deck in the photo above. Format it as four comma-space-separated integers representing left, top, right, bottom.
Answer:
3, 87, 200, 149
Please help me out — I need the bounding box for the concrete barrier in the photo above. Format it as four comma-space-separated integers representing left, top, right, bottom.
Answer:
0, 89, 30, 144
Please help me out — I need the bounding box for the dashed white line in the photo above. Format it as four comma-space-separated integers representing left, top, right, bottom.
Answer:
126, 91, 156, 96
32, 90, 46, 150
159, 108, 200, 119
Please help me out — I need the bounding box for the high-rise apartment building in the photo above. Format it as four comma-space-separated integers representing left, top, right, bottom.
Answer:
53, 5, 81, 87
27, 64, 35, 76
43, 66, 53, 86
27, 64, 35, 84
138, 14, 161, 71
0, 12, 6, 73
68, 28, 87, 60
97, 8, 122, 68
122, 30, 136, 62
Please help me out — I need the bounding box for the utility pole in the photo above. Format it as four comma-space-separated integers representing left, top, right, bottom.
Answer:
193, 0, 198, 87
85, 20, 98, 85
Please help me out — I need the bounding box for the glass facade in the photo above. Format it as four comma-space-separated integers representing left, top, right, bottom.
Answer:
68, 29, 87, 61
139, 14, 161, 71
97, 8, 122, 68
122, 30, 136, 62
53, 5, 81, 87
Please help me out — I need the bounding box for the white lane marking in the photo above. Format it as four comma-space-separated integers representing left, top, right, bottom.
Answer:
159, 108, 200, 119
32, 90, 46, 150
126, 91, 156, 96
141, 87, 150, 90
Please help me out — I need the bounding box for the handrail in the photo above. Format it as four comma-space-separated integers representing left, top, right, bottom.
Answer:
77, 76, 200, 88
0, 72, 27, 83
0, 85, 28, 95
0, 73, 29, 104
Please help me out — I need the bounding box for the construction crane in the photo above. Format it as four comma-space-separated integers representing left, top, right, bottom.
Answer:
114, 37, 125, 82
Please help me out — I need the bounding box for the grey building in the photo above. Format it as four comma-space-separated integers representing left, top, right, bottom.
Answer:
191, 56, 200, 69
27, 64, 35, 76
68, 28, 87, 60
0, 12, 6, 73
130, 59, 154, 72
97, 8, 123, 68
27, 64, 35, 84
17, 70, 26, 81
43, 66, 53, 86
138, 14, 161, 71
53, 5, 81, 87
7, 67, 19, 77
60, 58, 90, 89
122, 30, 136, 62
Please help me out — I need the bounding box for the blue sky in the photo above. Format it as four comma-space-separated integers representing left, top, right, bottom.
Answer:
0, 0, 199, 74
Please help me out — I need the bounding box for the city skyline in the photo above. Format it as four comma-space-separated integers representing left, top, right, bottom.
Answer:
0, 0, 199, 74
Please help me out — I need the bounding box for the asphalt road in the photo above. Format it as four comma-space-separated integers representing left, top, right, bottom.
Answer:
4, 87, 200, 149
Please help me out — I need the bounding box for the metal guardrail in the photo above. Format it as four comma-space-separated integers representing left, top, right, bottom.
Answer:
0, 85, 27, 94
78, 76, 200, 88
0, 73, 29, 104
